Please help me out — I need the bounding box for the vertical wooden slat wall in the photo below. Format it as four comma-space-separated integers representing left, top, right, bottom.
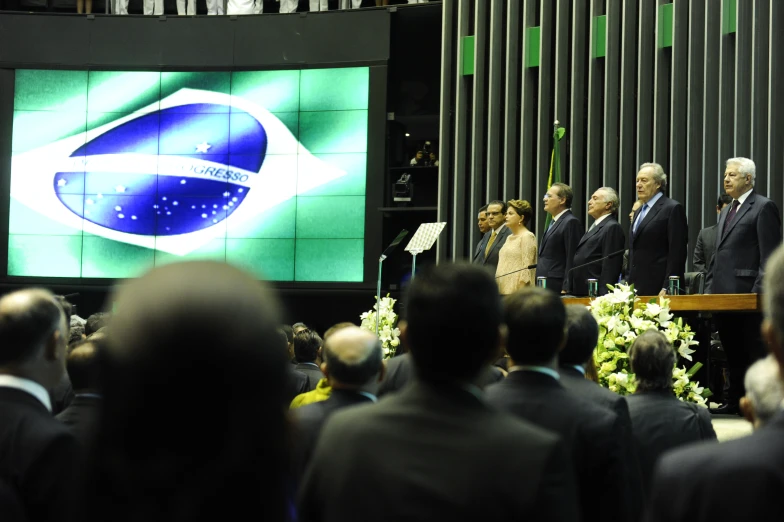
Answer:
438, 0, 784, 266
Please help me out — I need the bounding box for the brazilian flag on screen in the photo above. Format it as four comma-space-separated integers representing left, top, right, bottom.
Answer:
9, 69, 370, 282
543, 123, 566, 230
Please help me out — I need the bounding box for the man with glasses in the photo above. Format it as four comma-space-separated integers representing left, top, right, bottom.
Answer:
472, 200, 512, 270
538, 183, 582, 293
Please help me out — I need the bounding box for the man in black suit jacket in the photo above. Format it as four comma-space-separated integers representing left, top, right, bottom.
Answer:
643, 244, 784, 522
377, 352, 503, 397
485, 288, 631, 522
472, 200, 512, 270
626, 330, 716, 499
293, 327, 384, 479
706, 158, 782, 414
294, 329, 325, 391
539, 183, 582, 293
56, 339, 102, 442
692, 195, 732, 273
558, 305, 644, 518
0, 289, 79, 522
568, 187, 626, 295
298, 264, 579, 522
628, 163, 688, 296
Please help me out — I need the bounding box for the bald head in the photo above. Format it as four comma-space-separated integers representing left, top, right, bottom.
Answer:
0, 288, 66, 367
323, 327, 383, 387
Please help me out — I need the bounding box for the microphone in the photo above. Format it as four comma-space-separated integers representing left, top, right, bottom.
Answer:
565, 249, 626, 276
495, 264, 537, 279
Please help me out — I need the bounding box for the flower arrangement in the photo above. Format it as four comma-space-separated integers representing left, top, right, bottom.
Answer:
360, 294, 401, 359
590, 284, 711, 407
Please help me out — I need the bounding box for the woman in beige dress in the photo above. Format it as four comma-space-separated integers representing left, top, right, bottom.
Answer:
496, 199, 538, 295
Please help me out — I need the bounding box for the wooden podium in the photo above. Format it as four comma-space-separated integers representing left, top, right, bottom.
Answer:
562, 293, 762, 398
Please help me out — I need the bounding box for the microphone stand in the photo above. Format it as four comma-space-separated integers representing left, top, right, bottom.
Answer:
495, 264, 537, 279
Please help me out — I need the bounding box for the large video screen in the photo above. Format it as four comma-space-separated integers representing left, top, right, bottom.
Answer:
9, 68, 369, 281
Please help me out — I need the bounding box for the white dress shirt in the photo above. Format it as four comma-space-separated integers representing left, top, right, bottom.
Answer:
0, 374, 52, 411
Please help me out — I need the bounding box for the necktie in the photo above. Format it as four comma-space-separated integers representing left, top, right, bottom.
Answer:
633, 204, 649, 234
722, 199, 740, 236
485, 230, 497, 258
589, 221, 597, 232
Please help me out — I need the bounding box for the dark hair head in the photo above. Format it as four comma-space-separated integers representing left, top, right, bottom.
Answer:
507, 199, 534, 227
487, 200, 508, 214
292, 322, 309, 335
404, 263, 502, 382
478, 204, 488, 213
552, 182, 574, 208
85, 312, 110, 336
323, 322, 356, 341
54, 295, 74, 324
630, 329, 675, 392
275, 329, 289, 352
323, 327, 383, 386
293, 330, 323, 363
718, 194, 733, 208
559, 305, 599, 366
67, 338, 102, 391
504, 288, 566, 365
0, 289, 65, 366
280, 324, 294, 343
89, 261, 288, 522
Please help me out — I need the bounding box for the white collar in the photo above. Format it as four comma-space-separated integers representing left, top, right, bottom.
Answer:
0, 375, 52, 411
508, 365, 560, 380
642, 191, 663, 208
593, 214, 611, 226
491, 223, 506, 234
356, 391, 378, 403
735, 189, 753, 206
571, 365, 586, 376
552, 209, 569, 222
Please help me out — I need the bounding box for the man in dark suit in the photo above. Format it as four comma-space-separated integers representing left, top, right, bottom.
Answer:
377, 352, 503, 397
643, 244, 784, 522
626, 330, 716, 499
0, 289, 80, 522
558, 305, 644, 518
293, 326, 383, 478
692, 194, 732, 273
294, 329, 325, 391
538, 183, 583, 293
706, 157, 782, 415
472, 200, 512, 269
298, 264, 580, 522
56, 338, 102, 442
568, 187, 626, 295
485, 288, 631, 522
628, 163, 688, 296
477, 204, 489, 235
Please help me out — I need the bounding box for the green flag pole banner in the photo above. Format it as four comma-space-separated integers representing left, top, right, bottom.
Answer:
543, 120, 566, 230
9, 69, 370, 281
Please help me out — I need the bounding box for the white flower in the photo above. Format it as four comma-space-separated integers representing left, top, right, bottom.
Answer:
677, 342, 696, 361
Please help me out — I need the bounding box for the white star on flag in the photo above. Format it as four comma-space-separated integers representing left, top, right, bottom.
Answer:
115, 185, 126, 193
57, 179, 67, 187
195, 142, 212, 153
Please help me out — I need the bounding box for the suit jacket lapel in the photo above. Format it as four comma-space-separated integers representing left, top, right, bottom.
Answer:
540, 212, 568, 253
718, 191, 755, 247
632, 196, 665, 242
578, 216, 610, 248
489, 226, 509, 259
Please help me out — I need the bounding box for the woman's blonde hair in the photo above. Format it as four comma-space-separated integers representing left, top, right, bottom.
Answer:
507, 199, 533, 227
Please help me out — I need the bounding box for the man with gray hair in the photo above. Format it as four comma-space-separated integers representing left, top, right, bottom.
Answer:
644, 243, 784, 522
293, 326, 385, 478
706, 157, 782, 415
740, 355, 784, 430
567, 187, 626, 296
628, 162, 688, 296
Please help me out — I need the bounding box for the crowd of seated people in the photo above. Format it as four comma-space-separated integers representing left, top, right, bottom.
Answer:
3, 246, 784, 521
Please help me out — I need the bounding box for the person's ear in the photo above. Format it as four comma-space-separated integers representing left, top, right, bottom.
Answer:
398, 321, 411, 355
739, 397, 755, 426
556, 328, 568, 353
320, 363, 330, 381
44, 329, 62, 362
762, 320, 784, 372
494, 324, 508, 361
377, 359, 387, 383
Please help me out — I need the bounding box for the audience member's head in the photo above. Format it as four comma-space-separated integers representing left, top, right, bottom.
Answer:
292, 322, 309, 335
66, 338, 102, 393
0, 289, 68, 390
717, 194, 732, 213
321, 327, 384, 394
560, 305, 600, 366
763, 244, 784, 390
504, 288, 567, 366
293, 329, 323, 363
741, 355, 784, 430
87, 261, 288, 522
629, 199, 643, 221
630, 329, 674, 393
402, 263, 502, 383
85, 312, 110, 336
323, 322, 356, 341
280, 324, 294, 344
69, 322, 86, 347
54, 295, 74, 324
